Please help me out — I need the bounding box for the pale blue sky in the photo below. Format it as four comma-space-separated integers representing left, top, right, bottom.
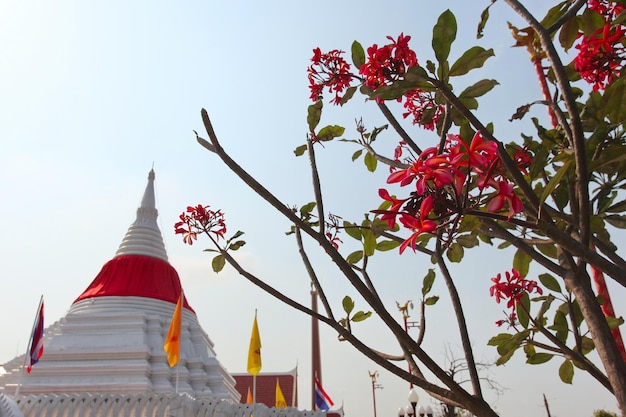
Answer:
0, 1, 624, 416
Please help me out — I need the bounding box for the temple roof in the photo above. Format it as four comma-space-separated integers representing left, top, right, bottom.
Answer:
73, 170, 193, 311
232, 368, 298, 408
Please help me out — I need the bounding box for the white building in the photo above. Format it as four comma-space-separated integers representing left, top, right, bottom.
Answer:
0, 170, 321, 417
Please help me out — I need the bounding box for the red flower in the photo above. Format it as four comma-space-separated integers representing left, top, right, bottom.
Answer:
449, 132, 499, 171
398, 195, 437, 254
387, 147, 455, 195
588, 0, 625, 21
573, 24, 625, 91
490, 269, 543, 310
372, 188, 408, 228
175, 204, 227, 245
486, 180, 524, 219
308, 48, 355, 104
402, 89, 444, 130
359, 33, 419, 91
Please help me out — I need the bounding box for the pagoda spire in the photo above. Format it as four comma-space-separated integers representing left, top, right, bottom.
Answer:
115, 169, 168, 261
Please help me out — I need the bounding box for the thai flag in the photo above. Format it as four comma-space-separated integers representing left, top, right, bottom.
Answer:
314, 377, 334, 411
26, 297, 44, 373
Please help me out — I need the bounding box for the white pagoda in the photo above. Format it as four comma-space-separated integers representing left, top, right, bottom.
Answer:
0, 170, 323, 417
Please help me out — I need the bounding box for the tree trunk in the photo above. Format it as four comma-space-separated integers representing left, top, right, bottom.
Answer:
567, 270, 626, 416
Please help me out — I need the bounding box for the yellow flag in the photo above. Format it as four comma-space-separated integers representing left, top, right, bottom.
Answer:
163, 292, 183, 367
276, 379, 287, 408
247, 311, 262, 376
246, 387, 253, 404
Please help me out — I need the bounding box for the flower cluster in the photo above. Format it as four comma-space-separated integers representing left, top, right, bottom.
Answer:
359, 33, 418, 90
574, 23, 625, 91
572, 1, 625, 91
309, 34, 444, 129
402, 89, 444, 130
174, 204, 226, 245
375, 133, 530, 253
588, 0, 625, 21
490, 268, 543, 326
308, 48, 354, 105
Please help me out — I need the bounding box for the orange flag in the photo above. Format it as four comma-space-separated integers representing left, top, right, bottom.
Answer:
164, 292, 183, 367
246, 387, 253, 404
247, 311, 262, 376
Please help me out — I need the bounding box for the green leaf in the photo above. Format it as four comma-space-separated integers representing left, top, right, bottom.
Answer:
346, 250, 364, 264
559, 360, 574, 384
535, 294, 556, 322
370, 80, 419, 101
513, 249, 532, 277
535, 242, 558, 259
300, 202, 317, 215
432, 9, 457, 64
342, 296, 355, 314
559, 15, 580, 51
605, 198, 626, 213
294, 144, 307, 157
228, 240, 246, 251
351, 40, 365, 69
422, 269, 436, 296
307, 101, 323, 131
539, 273, 562, 293
459, 79, 499, 99
424, 295, 439, 305
352, 310, 372, 322
449, 46, 495, 77
351, 149, 363, 162
376, 239, 400, 251
496, 348, 517, 366
599, 76, 626, 126
607, 316, 625, 330
212, 254, 226, 273
488, 333, 512, 346
526, 352, 554, 364
456, 233, 479, 248
340, 86, 358, 106
364, 151, 377, 172
363, 230, 377, 257
229, 230, 245, 240
317, 125, 345, 142
369, 124, 388, 142
605, 214, 626, 229
579, 336, 595, 354
446, 242, 464, 262
343, 221, 362, 240
404, 65, 431, 84
540, 160, 573, 207
476, 1, 494, 39
551, 310, 569, 344
516, 292, 531, 329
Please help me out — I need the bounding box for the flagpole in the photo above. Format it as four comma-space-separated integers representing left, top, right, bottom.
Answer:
175, 362, 179, 393
175, 290, 183, 394
15, 295, 44, 397
252, 374, 256, 403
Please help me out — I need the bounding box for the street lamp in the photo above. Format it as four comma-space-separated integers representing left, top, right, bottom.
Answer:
424, 405, 433, 417
417, 406, 425, 417
369, 371, 383, 417
405, 405, 414, 417
397, 407, 405, 417
408, 387, 419, 417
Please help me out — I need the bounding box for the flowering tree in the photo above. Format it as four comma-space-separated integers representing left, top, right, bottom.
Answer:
182, 1, 626, 416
